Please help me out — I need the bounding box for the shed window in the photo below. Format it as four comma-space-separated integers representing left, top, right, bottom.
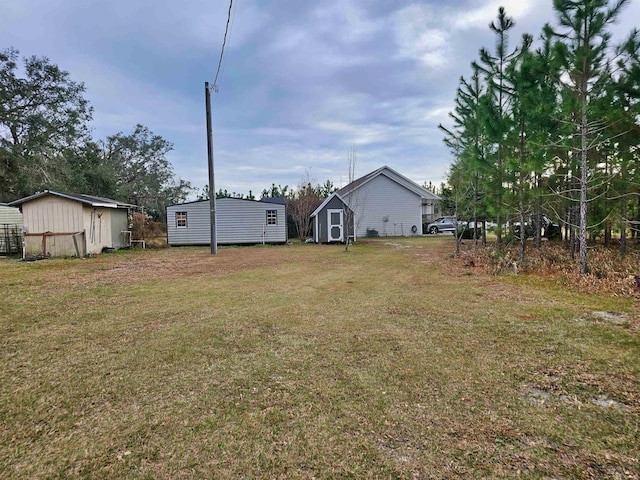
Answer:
176, 212, 188, 228
266, 210, 277, 225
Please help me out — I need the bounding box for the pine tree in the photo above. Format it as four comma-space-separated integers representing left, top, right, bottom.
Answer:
473, 7, 531, 244
551, 0, 636, 273
506, 30, 562, 258
440, 65, 488, 249
602, 30, 640, 253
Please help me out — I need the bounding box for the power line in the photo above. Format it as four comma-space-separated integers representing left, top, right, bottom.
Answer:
213, 0, 233, 92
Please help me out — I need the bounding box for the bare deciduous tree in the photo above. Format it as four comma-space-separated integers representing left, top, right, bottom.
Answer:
288, 173, 323, 241
343, 147, 358, 251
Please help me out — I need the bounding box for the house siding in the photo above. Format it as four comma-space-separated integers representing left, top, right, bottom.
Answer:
167, 198, 287, 246
109, 210, 119, 247
110, 210, 130, 249
344, 174, 422, 238
82, 207, 111, 253
0, 205, 23, 254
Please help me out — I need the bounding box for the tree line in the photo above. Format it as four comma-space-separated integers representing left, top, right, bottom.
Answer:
0, 47, 191, 220
440, 0, 640, 274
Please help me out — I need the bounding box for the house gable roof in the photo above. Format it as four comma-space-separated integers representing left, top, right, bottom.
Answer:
337, 165, 440, 202
8, 190, 137, 209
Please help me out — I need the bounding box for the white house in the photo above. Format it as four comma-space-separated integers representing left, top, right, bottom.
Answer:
337, 166, 441, 238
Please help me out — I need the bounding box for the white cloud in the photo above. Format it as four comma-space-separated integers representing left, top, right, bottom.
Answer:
392, 4, 451, 70
266, 19, 374, 77
452, 0, 535, 30
317, 121, 395, 146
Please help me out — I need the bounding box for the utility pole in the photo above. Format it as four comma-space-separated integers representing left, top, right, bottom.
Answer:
205, 81, 217, 254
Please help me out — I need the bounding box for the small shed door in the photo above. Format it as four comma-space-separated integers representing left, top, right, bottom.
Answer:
327, 209, 343, 242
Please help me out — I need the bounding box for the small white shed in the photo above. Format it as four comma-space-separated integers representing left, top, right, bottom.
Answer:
9, 191, 135, 257
166, 197, 287, 246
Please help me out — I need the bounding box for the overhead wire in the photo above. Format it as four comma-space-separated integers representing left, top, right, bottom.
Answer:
213, 0, 236, 105
212, 0, 234, 93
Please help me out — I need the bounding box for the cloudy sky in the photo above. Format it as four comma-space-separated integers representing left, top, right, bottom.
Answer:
2, 0, 639, 198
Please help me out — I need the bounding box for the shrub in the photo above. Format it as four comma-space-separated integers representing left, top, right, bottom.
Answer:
457, 242, 640, 298
131, 212, 167, 241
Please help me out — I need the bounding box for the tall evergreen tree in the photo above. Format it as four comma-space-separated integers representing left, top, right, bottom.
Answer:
602, 30, 640, 253
473, 7, 531, 244
551, 0, 636, 273
505, 35, 535, 260
440, 65, 488, 248
506, 30, 563, 258
532, 27, 565, 247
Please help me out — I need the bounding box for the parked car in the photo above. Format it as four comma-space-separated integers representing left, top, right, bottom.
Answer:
425, 216, 458, 234
543, 217, 562, 240
512, 215, 561, 240
457, 224, 483, 239
467, 220, 497, 230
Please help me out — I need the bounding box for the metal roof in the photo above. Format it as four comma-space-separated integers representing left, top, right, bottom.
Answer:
7, 190, 137, 209
166, 196, 287, 208
259, 197, 286, 205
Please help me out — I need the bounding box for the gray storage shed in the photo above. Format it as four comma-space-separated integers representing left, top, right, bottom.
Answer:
166, 197, 287, 246
310, 192, 355, 243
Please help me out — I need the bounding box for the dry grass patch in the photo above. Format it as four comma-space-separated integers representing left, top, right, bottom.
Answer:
456, 241, 640, 299
1, 238, 639, 479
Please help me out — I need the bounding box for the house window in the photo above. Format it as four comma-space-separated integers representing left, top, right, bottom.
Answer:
266, 210, 277, 225
176, 211, 188, 228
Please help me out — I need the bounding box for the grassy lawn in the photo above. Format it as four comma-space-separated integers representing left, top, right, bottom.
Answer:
1, 238, 638, 479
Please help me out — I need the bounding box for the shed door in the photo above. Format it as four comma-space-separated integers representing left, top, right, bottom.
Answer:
111, 210, 129, 248
327, 209, 343, 242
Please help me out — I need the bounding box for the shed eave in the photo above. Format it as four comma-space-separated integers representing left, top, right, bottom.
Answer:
311, 192, 347, 218
88, 202, 120, 208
